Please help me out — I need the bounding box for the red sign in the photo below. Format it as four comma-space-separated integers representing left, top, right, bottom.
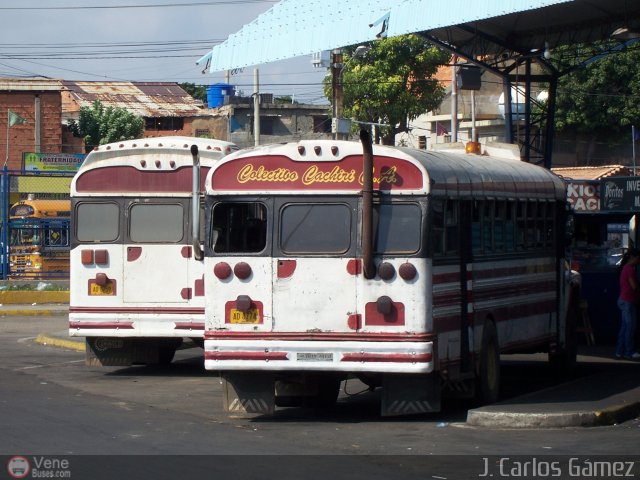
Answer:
566, 181, 600, 212
210, 154, 424, 192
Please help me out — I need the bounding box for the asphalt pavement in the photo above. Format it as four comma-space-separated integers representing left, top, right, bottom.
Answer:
2, 300, 639, 429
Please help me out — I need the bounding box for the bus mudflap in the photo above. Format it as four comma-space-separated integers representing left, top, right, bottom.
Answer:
380, 373, 441, 417
221, 372, 275, 415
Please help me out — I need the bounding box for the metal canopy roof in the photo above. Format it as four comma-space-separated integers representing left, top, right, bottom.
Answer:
199, 0, 640, 72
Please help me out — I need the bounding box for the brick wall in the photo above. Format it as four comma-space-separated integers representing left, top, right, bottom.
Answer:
0, 91, 62, 170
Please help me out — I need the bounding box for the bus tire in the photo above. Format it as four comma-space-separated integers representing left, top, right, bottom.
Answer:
476, 320, 500, 405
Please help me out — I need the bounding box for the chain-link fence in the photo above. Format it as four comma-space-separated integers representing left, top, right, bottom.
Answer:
1, 167, 73, 280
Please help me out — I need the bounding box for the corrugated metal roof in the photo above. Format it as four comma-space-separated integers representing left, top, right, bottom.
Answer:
0, 78, 62, 91
200, 0, 571, 72
62, 81, 202, 117
551, 165, 632, 180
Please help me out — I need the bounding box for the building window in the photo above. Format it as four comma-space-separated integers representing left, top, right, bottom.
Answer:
313, 116, 331, 133
144, 117, 184, 131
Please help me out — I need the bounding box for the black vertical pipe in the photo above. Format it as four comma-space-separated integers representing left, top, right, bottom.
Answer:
360, 129, 375, 279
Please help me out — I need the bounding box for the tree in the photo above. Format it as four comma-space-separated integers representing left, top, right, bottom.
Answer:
324, 35, 449, 145
180, 82, 207, 104
554, 44, 640, 153
68, 100, 144, 153
274, 95, 298, 105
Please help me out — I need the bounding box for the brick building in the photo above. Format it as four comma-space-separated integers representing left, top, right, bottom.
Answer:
0, 78, 63, 170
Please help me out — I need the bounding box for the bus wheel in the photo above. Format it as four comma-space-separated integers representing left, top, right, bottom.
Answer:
476, 320, 500, 405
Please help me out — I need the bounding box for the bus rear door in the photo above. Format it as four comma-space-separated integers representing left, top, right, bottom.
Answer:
271, 198, 358, 336
122, 201, 190, 304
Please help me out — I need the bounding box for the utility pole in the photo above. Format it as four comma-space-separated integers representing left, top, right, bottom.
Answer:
253, 68, 260, 146
451, 55, 458, 143
331, 49, 343, 140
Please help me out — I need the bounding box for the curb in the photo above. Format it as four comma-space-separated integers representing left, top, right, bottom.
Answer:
466, 400, 640, 428
0, 308, 68, 317
34, 333, 85, 352
0, 291, 69, 304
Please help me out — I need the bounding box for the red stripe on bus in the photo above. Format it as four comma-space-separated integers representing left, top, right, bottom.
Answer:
69, 321, 134, 329
69, 307, 204, 314
434, 299, 558, 333
75, 166, 211, 193
205, 351, 289, 361
204, 331, 435, 342
341, 353, 432, 363
473, 263, 555, 279
174, 322, 205, 330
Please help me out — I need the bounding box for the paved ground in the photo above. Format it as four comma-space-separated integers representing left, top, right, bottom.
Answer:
2, 301, 639, 428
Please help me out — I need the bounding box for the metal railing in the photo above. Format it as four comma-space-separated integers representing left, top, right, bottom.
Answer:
1, 166, 73, 280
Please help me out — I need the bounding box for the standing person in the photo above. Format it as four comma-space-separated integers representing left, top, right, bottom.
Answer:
616, 248, 640, 360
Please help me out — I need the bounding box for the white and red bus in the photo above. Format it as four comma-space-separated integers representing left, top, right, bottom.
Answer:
201, 134, 578, 416
69, 136, 238, 366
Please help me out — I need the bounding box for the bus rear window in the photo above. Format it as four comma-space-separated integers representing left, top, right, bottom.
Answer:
130, 204, 183, 243
211, 202, 267, 253
280, 204, 351, 254
76, 202, 119, 242
374, 203, 421, 254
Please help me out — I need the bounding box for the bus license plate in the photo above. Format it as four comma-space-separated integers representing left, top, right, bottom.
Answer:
297, 352, 333, 362
90, 283, 114, 296
229, 308, 260, 324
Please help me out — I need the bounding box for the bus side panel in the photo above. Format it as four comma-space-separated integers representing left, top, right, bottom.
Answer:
472, 256, 558, 353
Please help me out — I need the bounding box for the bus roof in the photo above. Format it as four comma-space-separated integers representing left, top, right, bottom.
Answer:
71, 136, 239, 197
206, 140, 566, 200
10, 199, 71, 218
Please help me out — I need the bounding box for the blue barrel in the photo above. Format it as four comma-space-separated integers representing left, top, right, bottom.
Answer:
206, 83, 235, 108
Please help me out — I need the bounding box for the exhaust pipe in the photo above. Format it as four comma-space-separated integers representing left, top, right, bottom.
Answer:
191, 144, 204, 261
360, 129, 375, 279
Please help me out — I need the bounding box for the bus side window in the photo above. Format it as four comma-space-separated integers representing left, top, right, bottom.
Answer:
444, 200, 459, 254
494, 201, 506, 252
505, 201, 515, 252
482, 200, 494, 254
431, 200, 445, 256
472, 200, 482, 254
516, 201, 526, 250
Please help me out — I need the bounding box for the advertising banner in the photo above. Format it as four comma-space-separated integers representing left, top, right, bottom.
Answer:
22, 152, 85, 172
600, 177, 640, 211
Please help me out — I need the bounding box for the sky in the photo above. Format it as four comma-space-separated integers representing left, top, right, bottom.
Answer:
0, 0, 329, 104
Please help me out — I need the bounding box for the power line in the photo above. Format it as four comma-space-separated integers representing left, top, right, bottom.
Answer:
0, 1, 275, 10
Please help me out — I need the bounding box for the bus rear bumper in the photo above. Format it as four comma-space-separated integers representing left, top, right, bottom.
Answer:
68, 310, 204, 338
204, 337, 434, 374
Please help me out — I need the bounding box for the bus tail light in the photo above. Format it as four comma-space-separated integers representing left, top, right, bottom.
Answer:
378, 262, 395, 280
234, 262, 252, 280
94, 250, 109, 265
214, 262, 232, 279
399, 262, 417, 281
81, 250, 94, 265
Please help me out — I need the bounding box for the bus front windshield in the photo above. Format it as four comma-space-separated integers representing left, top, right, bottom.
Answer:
10, 228, 42, 247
